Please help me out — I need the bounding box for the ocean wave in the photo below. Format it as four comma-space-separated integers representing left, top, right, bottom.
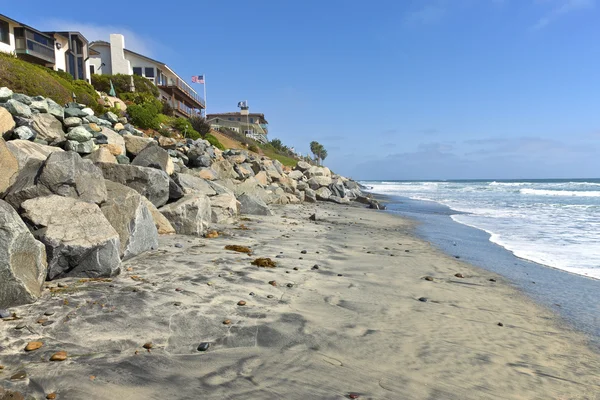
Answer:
520, 189, 600, 197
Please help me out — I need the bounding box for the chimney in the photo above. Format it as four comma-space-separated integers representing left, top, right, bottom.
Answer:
109, 34, 130, 75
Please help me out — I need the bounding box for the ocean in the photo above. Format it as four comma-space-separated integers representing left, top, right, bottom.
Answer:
364, 179, 600, 280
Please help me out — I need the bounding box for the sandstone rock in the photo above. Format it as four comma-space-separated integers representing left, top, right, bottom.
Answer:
174, 173, 217, 196
66, 126, 91, 142
101, 181, 159, 260
195, 168, 218, 180
12, 126, 36, 141
159, 194, 211, 236
238, 193, 273, 216
254, 171, 269, 186
5, 139, 64, 170
4, 151, 107, 208
210, 193, 240, 223
4, 99, 32, 118
123, 134, 153, 156
98, 163, 170, 207
315, 187, 332, 201
304, 188, 317, 203
211, 160, 237, 179
158, 135, 177, 149
21, 195, 120, 279
0, 107, 15, 138
0, 200, 47, 307
113, 122, 124, 131
0, 138, 19, 195
85, 147, 117, 164
101, 143, 123, 156
31, 113, 65, 145
88, 122, 102, 132
132, 143, 175, 175
235, 163, 255, 179
101, 127, 126, 155
141, 197, 175, 235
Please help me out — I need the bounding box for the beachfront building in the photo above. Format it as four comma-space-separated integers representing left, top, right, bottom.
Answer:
207, 109, 269, 144
89, 34, 205, 119
0, 14, 92, 82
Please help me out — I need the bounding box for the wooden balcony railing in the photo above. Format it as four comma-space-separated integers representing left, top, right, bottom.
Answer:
159, 78, 205, 109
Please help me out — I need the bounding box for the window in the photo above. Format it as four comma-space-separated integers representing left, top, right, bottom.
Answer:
133, 67, 142, 76
89, 65, 95, 75
250, 117, 254, 123
228, 118, 234, 121
237, 118, 241, 121
144, 67, 154, 78
13, 27, 24, 38
77, 57, 84, 80
0, 20, 9, 45
32, 32, 52, 47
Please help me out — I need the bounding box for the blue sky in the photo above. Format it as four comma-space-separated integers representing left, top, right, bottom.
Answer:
4, 0, 600, 179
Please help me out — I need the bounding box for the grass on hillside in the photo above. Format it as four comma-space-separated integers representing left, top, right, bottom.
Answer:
0, 52, 101, 112
259, 145, 298, 167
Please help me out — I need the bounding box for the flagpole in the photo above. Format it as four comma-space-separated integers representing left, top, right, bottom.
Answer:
203, 74, 207, 119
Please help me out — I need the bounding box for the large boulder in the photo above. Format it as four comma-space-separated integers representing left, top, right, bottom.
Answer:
123, 134, 153, 157
142, 197, 176, 235
315, 187, 332, 201
307, 176, 333, 190
85, 147, 117, 164
329, 179, 347, 198
287, 170, 304, 180
210, 193, 240, 224
5, 139, 64, 170
66, 126, 92, 142
0, 107, 15, 138
98, 163, 170, 207
0, 87, 13, 102
159, 194, 211, 236
101, 181, 159, 260
12, 126, 36, 141
31, 113, 65, 145
4, 151, 107, 209
4, 99, 32, 118
237, 193, 274, 216
100, 127, 126, 155
65, 139, 96, 154
0, 138, 19, 195
46, 99, 64, 121
305, 166, 331, 179
173, 173, 217, 196
0, 200, 47, 307
211, 160, 237, 179
302, 188, 316, 202
21, 195, 121, 280
131, 143, 174, 175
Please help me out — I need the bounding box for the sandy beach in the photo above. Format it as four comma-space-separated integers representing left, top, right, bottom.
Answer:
1, 202, 599, 400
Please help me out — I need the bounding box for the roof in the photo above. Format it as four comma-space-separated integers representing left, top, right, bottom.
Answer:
0, 13, 55, 40
207, 112, 268, 124
46, 31, 90, 44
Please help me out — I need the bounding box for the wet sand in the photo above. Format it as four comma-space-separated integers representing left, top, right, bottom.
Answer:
1, 203, 599, 399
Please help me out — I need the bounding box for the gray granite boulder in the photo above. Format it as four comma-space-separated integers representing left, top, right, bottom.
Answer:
11, 93, 32, 105
315, 187, 332, 201
31, 113, 65, 145
63, 117, 83, 128
173, 173, 217, 196
97, 163, 170, 207
4, 151, 107, 208
4, 99, 32, 118
237, 193, 274, 216
0, 200, 47, 307
101, 181, 159, 260
307, 176, 333, 190
123, 133, 153, 156
4, 139, 63, 170
304, 188, 317, 203
131, 143, 174, 175
159, 194, 211, 236
46, 99, 64, 121
21, 195, 121, 280
288, 170, 304, 180
30, 99, 48, 113
64, 107, 89, 118
210, 193, 240, 224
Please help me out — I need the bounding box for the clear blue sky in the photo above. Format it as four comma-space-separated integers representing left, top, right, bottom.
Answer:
4, 0, 599, 179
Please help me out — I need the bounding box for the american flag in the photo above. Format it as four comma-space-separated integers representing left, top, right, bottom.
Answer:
192, 75, 205, 84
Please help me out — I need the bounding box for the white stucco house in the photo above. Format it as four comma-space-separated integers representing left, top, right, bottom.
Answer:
89, 34, 205, 119
0, 13, 92, 82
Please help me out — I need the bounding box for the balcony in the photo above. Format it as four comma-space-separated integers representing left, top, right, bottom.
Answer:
14, 31, 55, 64
170, 100, 201, 118
159, 78, 205, 109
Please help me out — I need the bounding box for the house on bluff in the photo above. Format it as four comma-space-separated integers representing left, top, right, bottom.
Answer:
89, 34, 205, 119
207, 103, 269, 144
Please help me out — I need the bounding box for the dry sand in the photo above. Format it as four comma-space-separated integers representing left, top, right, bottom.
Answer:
1, 203, 599, 399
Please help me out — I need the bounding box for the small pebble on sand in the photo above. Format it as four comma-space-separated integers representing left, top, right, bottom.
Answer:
46, 392, 57, 399
50, 351, 67, 362
143, 342, 153, 350
287, 283, 294, 288
25, 341, 43, 351
312, 265, 319, 270
0, 309, 11, 319
267, 295, 274, 299
293, 267, 299, 271
237, 301, 247, 306
455, 273, 464, 278
174, 243, 183, 248
424, 276, 434, 281
498, 322, 504, 327
223, 319, 231, 325
197, 342, 210, 352
10, 371, 27, 380
418, 297, 428, 302
301, 250, 307, 254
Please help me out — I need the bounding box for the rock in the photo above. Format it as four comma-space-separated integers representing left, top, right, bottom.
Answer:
101, 111, 119, 124
305, 166, 331, 178
498, 322, 504, 327
0, 87, 13, 102
0, 200, 47, 307
4, 99, 32, 118
64, 107, 88, 118
9, 371, 27, 381
131, 143, 175, 175
211, 160, 237, 179
307, 176, 333, 190
46, 99, 64, 121
210, 193, 240, 223
141, 197, 176, 235
21, 195, 121, 280
223, 319, 231, 325
50, 351, 67, 361
237, 300, 247, 306
173, 173, 216, 196
5, 140, 63, 170
66, 126, 92, 142
31, 113, 65, 145
46, 393, 57, 399
328, 195, 350, 204
143, 342, 153, 350
113, 122, 125, 131
0, 309, 10, 318
86, 147, 117, 164
315, 187, 332, 201
197, 342, 210, 351
418, 297, 428, 302
12, 126, 36, 141
123, 134, 153, 156
25, 341, 43, 351
238, 193, 274, 216
88, 122, 102, 132
5, 151, 107, 208
65, 139, 96, 154
98, 163, 170, 207
11, 93, 32, 105
304, 188, 317, 203
0, 107, 15, 137
100, 127, 126, 155
159, 194, 211, 236
81, 107, 94, 116
30, 100, 48, 113
168, 177, 185, 202
116, 154, 130, 164
101, 181, 159, 260
424, 276, 434, 281
0, 138, 19, 195
195, 168, 218, 180
287, 170, 304, 180
157, 135, 177, 149
235, 163, 255, 179
254, 171, 269, 186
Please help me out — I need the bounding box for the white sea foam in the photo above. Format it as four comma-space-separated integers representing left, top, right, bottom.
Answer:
365, 180, 600, 280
